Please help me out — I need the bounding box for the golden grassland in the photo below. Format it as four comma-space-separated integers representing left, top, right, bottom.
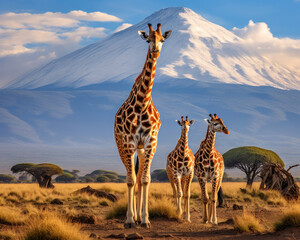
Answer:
0, 182, 299, 239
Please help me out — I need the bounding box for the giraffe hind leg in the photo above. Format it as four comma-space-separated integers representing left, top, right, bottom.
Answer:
166, 164, 176, 199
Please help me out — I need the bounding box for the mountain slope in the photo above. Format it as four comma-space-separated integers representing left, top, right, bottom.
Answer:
6, 7, 300, 90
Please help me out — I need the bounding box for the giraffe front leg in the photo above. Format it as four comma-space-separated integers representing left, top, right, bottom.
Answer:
174, 175, 183, 219
136, 149, 145, 224
198, 177, 208, 223
120, 151, 137, 229
183, 173, 193, 222
140, 145, 156, 228
210, 178, 220, 225
125, 171, 137, 228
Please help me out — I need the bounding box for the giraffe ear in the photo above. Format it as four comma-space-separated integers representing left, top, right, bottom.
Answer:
204, 118, 211, 124
176, 120, 181, 126
162, 30, 172, 40
138, 30, 148, 40
189, 120, 194, 125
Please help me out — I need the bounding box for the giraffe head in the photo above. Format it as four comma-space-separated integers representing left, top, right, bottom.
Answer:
205, 114, 230, 134
138, 23, 172, 59
176, 116, 194, 132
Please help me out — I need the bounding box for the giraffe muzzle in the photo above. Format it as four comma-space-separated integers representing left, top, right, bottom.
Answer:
223, 128, 230, 134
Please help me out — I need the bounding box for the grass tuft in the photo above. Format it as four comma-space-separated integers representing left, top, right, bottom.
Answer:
149, 197, 177, 220
105, 199, 127, 219
0, 206, 25, 225
274, 205, 300, 231
24, 213, 89, 240
0, 230, 20, 240
233, 212, 263, 233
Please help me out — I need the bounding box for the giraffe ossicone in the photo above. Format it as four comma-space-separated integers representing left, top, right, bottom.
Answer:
114, 23, 172, 229
166, 116, 195, 222
194, 114, 229, 225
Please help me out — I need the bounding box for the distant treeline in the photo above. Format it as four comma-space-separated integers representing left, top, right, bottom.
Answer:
1, 169, 293, 183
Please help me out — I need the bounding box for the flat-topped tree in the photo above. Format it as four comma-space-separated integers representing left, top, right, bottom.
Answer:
223, 146, 284, 188
11, 163, 63, 188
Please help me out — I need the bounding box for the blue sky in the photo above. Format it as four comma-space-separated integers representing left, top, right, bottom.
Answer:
1, 0, 299, 37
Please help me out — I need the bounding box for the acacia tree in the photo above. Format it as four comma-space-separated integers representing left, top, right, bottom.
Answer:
223, 146, 284, 188
0, 174, 16, 183
11, 163, 63, 188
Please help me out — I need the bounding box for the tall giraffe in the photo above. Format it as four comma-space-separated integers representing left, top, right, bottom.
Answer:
166, 116, 195, 222
114, 23, 172, 229
194, 114, 229, 225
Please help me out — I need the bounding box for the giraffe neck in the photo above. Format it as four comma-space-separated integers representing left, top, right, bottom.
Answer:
203, 127, 216, 153
177, 129, 189, 153
129, 48, 157, 111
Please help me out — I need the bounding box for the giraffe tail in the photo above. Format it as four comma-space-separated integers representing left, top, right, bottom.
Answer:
135, 155, 139, 175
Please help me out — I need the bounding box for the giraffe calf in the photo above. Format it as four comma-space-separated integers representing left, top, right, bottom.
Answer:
194, 114, 229, 225
166, 116, 195, 222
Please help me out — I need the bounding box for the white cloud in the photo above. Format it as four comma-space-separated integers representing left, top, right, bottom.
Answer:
232, 20, 300, 72
0, 10, 123, 86
114, 23, 133, 33
0, 11, 121, 29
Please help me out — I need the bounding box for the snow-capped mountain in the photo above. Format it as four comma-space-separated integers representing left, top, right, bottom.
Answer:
6, 7, 300, 90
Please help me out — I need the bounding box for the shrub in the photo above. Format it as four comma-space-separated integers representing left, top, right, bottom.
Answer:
96, 176, 110, 183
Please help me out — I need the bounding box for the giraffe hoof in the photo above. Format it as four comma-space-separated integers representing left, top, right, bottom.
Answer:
202, 220, 208, 224
124, 223, 136, 229
140, 222, 151, 228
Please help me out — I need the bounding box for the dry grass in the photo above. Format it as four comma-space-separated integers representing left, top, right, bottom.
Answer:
233, 211, 264, 233
0, 182, 298, 238
0, 206, 26, 225
0, 230, 20, 240
149, 196, 177, 219
105, 198, 127, 219
274, 204, 300, 231
24, 212, 90, 240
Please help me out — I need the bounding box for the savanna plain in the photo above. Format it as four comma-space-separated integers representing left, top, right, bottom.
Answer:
0, 182, 299, 240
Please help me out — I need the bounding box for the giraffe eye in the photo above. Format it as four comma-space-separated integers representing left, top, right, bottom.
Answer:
214, 123, 218, 126
146, 40, 150, 43
161, 39, 165, 43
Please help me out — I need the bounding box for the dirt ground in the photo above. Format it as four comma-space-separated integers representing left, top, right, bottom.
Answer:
81, 209, 300, 240
0, 183, 299, 239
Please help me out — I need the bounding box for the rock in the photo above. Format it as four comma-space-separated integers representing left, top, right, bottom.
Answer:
73, 185, 118, 202
106, 233, 127, 238
158, 233, 174, 238
240, 188, 247, 194
233, 204, 243, 210
50, 198, 63, 205
126, 233, 143, 240
90, 233, 97, 238
69, 214, 96, 224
